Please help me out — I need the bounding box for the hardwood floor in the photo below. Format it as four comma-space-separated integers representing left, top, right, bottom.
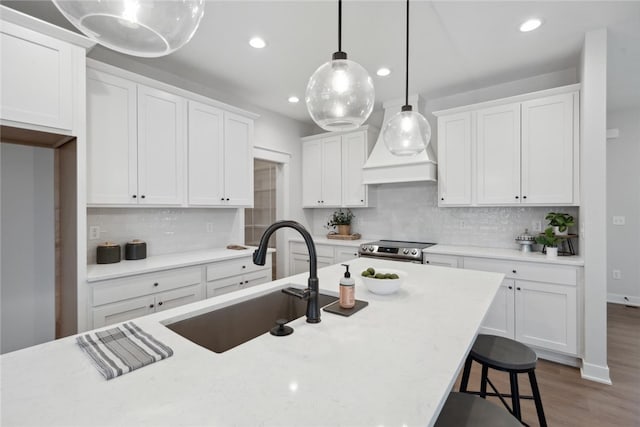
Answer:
453, 303, 640, 426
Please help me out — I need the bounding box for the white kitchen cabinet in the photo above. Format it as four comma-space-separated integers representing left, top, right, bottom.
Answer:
476, 103, 521, 205
302, 127, 376, 208
90, 266, 203, 328
434, 85, 579, 207
437, 112, 472, 206
464, 256, 579, 357
0, 21, 73, 130
87, 69, 186, 206
205, 254, 271, 298
423, 253, 462, 268
187, 102, 254, 207
288, 241, 356, 275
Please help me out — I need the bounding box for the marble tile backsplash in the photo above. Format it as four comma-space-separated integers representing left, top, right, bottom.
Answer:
312, 182, 579, 250
87, 208, 243, 264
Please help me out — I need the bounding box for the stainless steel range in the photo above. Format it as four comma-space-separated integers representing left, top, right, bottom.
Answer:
358, 240, 436, 263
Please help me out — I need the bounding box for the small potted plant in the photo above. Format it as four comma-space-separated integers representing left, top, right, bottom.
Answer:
536, 227, 560, 257
326, 209, 355, 236
545, 212, 575, 236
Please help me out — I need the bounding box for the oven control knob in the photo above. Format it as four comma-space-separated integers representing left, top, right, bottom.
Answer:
403, 249, 409, 254
368, 246, 375, 252
411, 249, 418, 255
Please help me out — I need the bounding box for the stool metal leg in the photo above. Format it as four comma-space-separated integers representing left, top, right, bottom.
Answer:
509, 372, 522, 421
528, 370, 547, 427
480, 365, 489, 398
459, 357, 473, 392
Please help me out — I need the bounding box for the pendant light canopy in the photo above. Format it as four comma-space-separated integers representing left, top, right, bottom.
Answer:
52, 0, 205, 58
306, 0, 375, 132
382, 0, 431, 156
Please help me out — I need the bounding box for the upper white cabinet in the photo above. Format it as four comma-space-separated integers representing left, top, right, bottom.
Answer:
86, 62, 256, 207
434, 85, 580, 207
0, 21, 73, 130
302, 127, 376, 208
187, 102, 254, 207
437, 113, 472, 206
87, 69, 186, 206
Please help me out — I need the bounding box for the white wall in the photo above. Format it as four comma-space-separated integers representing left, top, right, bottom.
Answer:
579, 28, 611, 384
607, 108, 640, 305
1, 143, 55, 354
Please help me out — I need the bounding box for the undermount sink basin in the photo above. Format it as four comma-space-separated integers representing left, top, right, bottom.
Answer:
165, 287, 338, 353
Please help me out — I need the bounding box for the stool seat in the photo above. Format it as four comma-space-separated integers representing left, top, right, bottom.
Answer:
435, 392, 522, 427
470, 334, 537, 372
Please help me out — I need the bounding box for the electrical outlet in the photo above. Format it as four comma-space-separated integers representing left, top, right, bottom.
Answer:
206, 222, 214, 233
613, 269, 622, 280
532, 221, 542, 232
612, 216, 626, 226
459, 220, 465, 229
89, 226, 100, 240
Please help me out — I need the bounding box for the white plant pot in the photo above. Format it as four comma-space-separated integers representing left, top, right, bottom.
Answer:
552, 226, 568, 236
546, 247, 558, 257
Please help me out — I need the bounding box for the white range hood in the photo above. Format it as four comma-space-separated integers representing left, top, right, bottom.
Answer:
362, 95, 437, 184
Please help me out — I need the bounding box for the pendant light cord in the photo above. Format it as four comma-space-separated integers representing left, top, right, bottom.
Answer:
405, 0, 410, 107
338, 0, 342, 52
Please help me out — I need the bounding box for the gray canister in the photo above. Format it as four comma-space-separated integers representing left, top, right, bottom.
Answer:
97, 242, 121, 264
125, 240, 147, 260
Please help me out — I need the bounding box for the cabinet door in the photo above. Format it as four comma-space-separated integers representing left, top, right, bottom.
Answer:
187, 101, 224, 205
515, 280, 577, 355
137, 85, 186, 205
155, 284, 202, 312
206, 276, 241, 298
335, 247, 360, 263
0, 21, 72, 130
342, 131, 367, 206
437, 113, 472, 206
240, 270, 272, 289
302, 139, 323, 207
92, 295, 155, 328
521, 93, 575, 204
86, 70, 138, 205
223, 112, 254, 206
479, 279, 515, 339
290, 253, 312, 276
476, 104, 521, 204
321, 136, 343, 206
423, 254, 461, 268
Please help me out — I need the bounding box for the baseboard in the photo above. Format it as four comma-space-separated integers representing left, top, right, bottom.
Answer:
535, 348, 581, 367
580, 361, 612, 385
607, 293, 640, 307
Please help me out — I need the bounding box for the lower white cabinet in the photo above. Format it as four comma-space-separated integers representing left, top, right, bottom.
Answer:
288, 241, 359, 276
423, 254, 462, 268
91, 266, 203, 328
465, 257, 579, 356
205, 254, 272, 298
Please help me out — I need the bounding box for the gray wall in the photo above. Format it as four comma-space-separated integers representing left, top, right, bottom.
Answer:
607, 108, 640, 305
1, 144, 55, 354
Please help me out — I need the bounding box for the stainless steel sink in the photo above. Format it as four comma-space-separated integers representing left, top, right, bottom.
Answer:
165, 288, 338, 353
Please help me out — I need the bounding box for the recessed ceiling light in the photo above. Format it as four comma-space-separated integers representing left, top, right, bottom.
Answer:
376, 67, 391, 77
519, 18, 542, 32
288, 96, 299, 104
249, 37, 266, 49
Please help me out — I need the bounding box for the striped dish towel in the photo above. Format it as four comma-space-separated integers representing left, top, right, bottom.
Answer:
77, 322, 173, 380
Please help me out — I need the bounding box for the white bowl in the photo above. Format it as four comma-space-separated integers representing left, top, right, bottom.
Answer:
359, 268, 406, 295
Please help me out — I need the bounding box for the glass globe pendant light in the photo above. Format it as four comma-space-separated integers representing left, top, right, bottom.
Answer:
305, 0, 375, 132
382, 0, 431, 156
52, 0, 205, 58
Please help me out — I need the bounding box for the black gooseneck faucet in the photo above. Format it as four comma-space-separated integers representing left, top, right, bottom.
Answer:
253, 220, 320, 323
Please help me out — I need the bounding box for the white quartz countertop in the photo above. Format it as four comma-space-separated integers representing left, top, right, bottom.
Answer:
289, 235, 374, 247
87, 247, 274, 282
424, 244, 585, 266
1, 258, 503, 427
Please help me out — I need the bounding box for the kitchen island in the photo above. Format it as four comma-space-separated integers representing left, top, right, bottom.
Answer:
1, 258, 503, 426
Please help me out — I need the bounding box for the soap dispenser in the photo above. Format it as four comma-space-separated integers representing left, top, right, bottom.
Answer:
339, 264, 355, 309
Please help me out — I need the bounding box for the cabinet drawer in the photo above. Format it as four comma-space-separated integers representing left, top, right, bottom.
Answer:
334, 247, 359, 263
290, 242, 334, 258
423, 254, 461, 268
464, 257, 577, 286
92, 267, 202, 306
206, 255, 269, 281
93, 295, 155, 328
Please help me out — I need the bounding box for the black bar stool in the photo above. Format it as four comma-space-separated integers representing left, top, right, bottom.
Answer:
435, 392, 522, 427
460, 334, 547, 427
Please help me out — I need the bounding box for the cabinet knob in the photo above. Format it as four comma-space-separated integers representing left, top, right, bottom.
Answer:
517, 287, 521, 291
242, 265, 246, 269
221, 197, 225, 201
508, 286, 513, 290
441, 197, 444, 201
515, 196, 519, 199
141, 195, 146, 199
360, 199, 364, 203
512, 270, 517, 274
132, 195, 137, 199
158, 301, 163, 306
149, 304, 154, 308
523, 196, 527, 199
154, 282, 159, 287
426, 260, 430, 264
226, 198, 230, 201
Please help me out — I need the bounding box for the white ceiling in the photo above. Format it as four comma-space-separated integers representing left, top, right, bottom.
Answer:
3, 1, 640, 122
